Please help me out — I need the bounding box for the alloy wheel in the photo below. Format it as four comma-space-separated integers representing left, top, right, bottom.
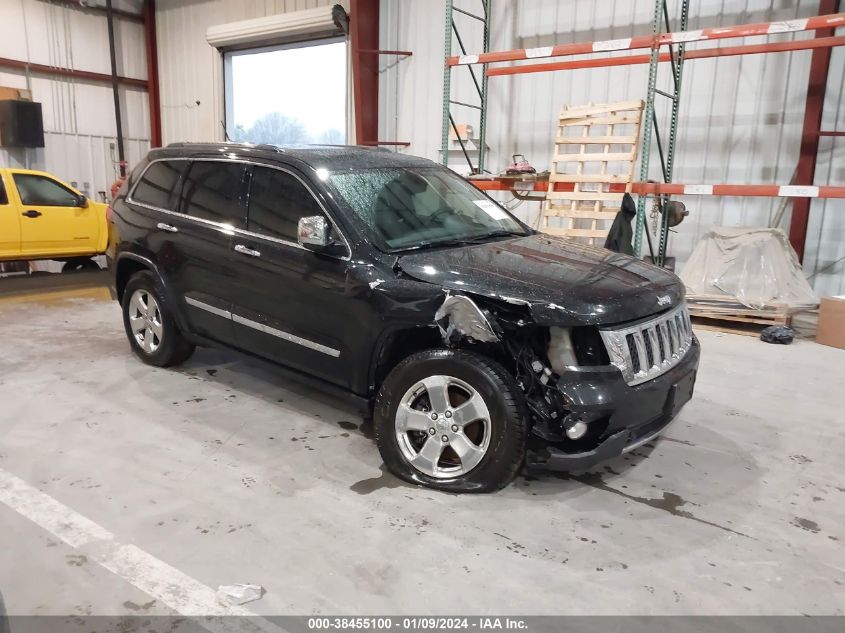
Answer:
128, 289, 163, 354
395, 375, 491, 479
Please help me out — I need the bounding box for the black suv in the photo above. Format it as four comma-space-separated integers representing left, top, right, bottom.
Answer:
107, 143, 699, 493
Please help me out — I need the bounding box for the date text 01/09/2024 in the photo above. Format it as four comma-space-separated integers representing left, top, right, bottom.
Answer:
306, 617, 528, 630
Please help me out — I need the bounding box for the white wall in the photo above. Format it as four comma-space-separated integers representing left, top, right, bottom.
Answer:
0, 0, 150, 200
154, 0, 843, 294
155, 0, 336, 145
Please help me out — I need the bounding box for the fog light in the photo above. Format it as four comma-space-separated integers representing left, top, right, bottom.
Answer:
565, 420, 588, 440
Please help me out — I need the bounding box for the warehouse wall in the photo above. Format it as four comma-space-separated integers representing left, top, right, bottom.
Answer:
379, 0, 845, 295
154, 0, 843, 295
0, 0, 150, 200
155, 0, 336, 145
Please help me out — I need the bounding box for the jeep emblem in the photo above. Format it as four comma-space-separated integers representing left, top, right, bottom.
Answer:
657, 295, 671, 306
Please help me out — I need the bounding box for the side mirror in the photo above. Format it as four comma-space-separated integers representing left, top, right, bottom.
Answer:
298, 215, 331, 250
75, 194, 89, 208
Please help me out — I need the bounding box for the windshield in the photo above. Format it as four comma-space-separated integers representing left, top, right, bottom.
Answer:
328, 167, 528, 251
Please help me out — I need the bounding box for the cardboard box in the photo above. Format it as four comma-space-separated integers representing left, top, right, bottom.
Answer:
0, 87, 32, 101
816, 296, 845, 350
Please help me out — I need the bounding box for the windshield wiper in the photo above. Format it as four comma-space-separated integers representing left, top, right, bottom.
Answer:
453, 230, 522, 243
391, 231, 521, 253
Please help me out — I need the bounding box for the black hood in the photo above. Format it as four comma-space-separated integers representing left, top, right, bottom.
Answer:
397, 234, 685, 326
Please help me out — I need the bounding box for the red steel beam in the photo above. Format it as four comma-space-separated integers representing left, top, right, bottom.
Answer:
0, 56, 147, 89
349, 0, 380, 145
633, 183, 845, 198
448, 12, 845, 66
488, 36, 845, 77
470, 179, 845, 198
789, 0, 840, 262
819, 131, 845, 137
142, 0, 162, 147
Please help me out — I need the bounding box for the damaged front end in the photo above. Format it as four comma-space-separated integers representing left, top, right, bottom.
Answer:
431, 290, 699, 471
433, 292, 612, 455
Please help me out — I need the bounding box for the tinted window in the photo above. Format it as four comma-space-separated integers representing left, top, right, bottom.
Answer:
0, 176, 7, 205
13, 174, 79, 206
132, 161, 184, 208
180, 161, 247, 225
248, 166, 323, 240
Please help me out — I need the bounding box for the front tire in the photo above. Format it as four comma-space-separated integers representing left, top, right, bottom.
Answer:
374, 349, 527, 493
122, 271, 195, 367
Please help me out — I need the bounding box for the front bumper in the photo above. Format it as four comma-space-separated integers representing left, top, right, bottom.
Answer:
527, 336, 700, 471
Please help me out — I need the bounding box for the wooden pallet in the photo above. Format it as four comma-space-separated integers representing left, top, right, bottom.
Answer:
691, 317, 776, 337
542, 100, 644, 245
687, 294, 792, 329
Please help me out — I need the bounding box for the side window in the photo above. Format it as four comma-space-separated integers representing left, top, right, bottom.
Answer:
248, 166, 324, 241
0, 176, 8, 205
180, 161, 247, 225
131, 160, 185, 209
12, 174, 79, 206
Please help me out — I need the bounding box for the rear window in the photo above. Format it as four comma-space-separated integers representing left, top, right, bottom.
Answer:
132, 161, 185, 209
179, 161, 247, 226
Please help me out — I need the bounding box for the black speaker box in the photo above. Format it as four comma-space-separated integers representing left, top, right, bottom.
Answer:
0, 100, 45, 148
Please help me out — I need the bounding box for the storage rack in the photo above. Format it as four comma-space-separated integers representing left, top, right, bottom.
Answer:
636, 0, 688, 265
440, 0, 492, 174
445, 3, 845, 263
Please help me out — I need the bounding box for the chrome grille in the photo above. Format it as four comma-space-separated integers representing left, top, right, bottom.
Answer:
599, 303, 693, 386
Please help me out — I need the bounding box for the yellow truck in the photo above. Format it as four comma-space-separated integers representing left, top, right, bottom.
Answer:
0, 168, 109, 270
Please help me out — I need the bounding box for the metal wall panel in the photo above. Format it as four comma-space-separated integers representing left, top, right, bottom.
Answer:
378, 0, 843, 294
155, 0, 842, 293
0, 0, 149, 197
155, 0, 335, 145
804, 43, 845, 296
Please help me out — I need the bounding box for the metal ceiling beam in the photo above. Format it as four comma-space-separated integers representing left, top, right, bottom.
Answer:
48, 0, 144, 24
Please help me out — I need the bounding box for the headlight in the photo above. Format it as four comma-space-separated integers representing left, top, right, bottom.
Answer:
548, 327, 578, 374
571, 326, 610, 366
549, 326, 611, 372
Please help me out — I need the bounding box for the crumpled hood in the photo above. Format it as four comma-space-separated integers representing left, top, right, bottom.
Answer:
398, 234, 685, 326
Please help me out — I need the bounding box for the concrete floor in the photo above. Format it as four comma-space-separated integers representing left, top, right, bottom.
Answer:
0, 284, 843, 617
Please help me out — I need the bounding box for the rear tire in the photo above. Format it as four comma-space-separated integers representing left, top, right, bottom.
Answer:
374, 349, 527, 493
122, 271, 195, 367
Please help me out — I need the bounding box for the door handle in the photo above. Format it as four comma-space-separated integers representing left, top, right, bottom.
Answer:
234, 244, 261, 258
156, 222, 178, 233
22, 210, 42, 218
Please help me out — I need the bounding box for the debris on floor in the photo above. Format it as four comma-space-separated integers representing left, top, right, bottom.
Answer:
216, 584, 264, 606
760, 325, 794, 345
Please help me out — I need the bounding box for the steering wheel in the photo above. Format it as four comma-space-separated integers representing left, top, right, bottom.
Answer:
426, 207, 454, 227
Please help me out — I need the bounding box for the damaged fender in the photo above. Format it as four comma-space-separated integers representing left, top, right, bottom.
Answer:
435, 293, 500, 344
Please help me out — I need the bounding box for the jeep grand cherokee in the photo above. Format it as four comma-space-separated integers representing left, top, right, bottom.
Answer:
107, 143, 699, 493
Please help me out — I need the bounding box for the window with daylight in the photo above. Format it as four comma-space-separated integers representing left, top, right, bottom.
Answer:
224, 38, 347, 147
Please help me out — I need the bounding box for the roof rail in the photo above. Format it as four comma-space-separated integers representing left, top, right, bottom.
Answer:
254, 143, 284, 153
164, 141, 282, 151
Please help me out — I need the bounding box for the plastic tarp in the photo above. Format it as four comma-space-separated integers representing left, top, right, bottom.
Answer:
679, 227, 818, 310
